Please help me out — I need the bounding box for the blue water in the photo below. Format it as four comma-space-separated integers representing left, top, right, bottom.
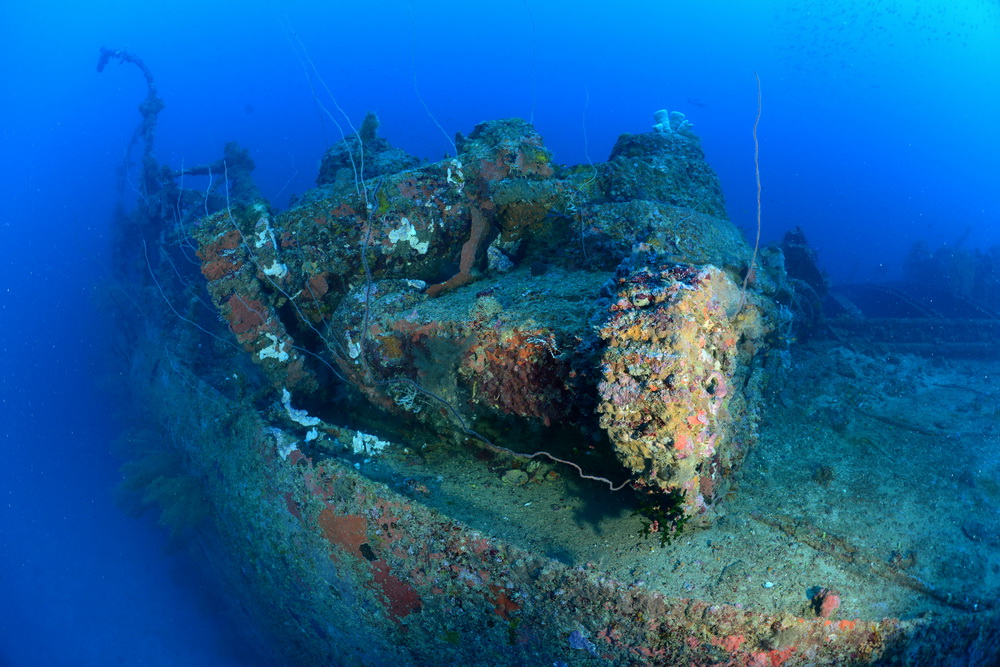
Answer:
2, 0, 998, 664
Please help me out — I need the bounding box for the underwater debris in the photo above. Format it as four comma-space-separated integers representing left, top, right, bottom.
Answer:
96, 46, 164, 198
598, 261, 772, 519
186, 115, 784, 524
316, 111, 421, 189
104, 55, 1000, 657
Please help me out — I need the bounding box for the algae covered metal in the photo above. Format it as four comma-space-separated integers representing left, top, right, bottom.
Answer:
188, 116, 780, 525
105, 59, 1000, 661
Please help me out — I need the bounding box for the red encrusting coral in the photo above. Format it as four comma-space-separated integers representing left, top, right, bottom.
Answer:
465, 328, 569, 425
196, 229, 244, 281
370, 560, 423, 621
812, 587, 842, 619
317, 508, 368, 558
226, 295, 266, 337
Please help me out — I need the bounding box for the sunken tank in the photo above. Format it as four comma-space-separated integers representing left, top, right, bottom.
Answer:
117, 114, 1000, 665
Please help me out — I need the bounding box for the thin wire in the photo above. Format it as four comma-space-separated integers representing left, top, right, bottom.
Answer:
407, 0, 457, 156
742, 71, 762, 298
